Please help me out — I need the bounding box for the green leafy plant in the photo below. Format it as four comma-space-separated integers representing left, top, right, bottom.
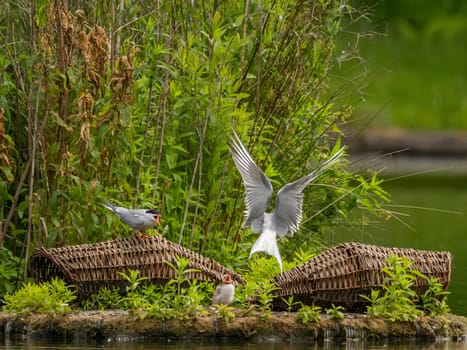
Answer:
142, 282, 180, 320
145, 257, 210, 320
165, 257, 200, 296
297, 304, 322, 324
3, 278, 76, 315
145, 302, 174, 321
118, 269, 149, 293
363, 254, 424, 321
80, 287, 124, 311
292, 247, 318, 266
257, 281, 280, 320
214, 304, 235, 322
281, 296, 301, 313
235, 255, 281, 318
79, 259, 212, 319
0, 247, 20, 297
419, 276, 450, 315
326, 304, 345, 320
117, 269, 151, 309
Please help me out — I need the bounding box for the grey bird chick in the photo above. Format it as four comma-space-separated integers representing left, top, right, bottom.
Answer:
212, 274, 235, 305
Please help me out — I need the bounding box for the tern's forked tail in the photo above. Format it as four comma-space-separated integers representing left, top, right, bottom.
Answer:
249, 229, 283, 272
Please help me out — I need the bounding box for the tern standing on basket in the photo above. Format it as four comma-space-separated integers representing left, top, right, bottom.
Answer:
228, 130, 344, 272
102, 200, 161, 238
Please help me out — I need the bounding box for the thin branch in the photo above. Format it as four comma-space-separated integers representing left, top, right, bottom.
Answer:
179, 110, 209, 245
134, 80, 154, 206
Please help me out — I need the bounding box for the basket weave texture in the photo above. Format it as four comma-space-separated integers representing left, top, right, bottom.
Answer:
30, 236, 244, 298
271, 242, 451, 311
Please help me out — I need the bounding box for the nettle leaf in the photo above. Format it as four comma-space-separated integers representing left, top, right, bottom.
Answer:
0, 166, 13, 182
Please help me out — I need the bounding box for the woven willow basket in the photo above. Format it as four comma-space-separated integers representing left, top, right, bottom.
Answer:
30, 236, 244, 299
271, 242, 451, 311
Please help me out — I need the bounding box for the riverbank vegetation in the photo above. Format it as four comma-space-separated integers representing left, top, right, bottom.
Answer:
2, 255, 451, 325
0, 0, 394, 297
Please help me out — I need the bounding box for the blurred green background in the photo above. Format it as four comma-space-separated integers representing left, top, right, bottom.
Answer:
333, 0, 467, 130
330, 0, 467, 316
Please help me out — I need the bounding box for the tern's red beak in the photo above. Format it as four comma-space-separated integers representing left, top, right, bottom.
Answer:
154, 214, 161, 225
224, 274, 232, 284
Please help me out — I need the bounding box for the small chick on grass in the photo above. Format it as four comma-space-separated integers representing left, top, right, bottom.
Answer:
212, 274, 235, 306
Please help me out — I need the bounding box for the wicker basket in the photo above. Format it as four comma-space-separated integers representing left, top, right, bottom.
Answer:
271, 242, 451, 311
30, 235, 244, 299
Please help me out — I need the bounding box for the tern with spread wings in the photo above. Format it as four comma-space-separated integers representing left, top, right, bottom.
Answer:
229, 130, 344, 271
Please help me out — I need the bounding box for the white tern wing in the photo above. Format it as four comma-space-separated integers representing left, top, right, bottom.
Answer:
273, 146, 345, 236
229, 130, 273, 232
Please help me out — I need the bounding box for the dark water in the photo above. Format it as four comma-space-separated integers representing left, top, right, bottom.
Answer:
327, 174, 467, 316
1, 339, 467, 350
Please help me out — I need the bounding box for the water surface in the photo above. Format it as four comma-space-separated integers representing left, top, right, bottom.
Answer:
1, 339, 467, 350
327, 174, 467, 316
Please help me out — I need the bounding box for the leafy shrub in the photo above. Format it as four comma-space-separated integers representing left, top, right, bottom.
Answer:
281, 296, 301, 313
364, 255, 423, 321
3, 278, 76, 315
214, 304, 235, 322
80, 287, 124, 311
363, 254, 449, 321
297, 304, 322, 324
0, 247, 20, 297
81, 260, 213, 320
326, 304, 345, 320
419, 276, 450, 315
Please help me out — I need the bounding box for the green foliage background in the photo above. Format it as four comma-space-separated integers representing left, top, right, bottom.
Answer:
334, 0, 467, 129
0, 0, 388, 292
